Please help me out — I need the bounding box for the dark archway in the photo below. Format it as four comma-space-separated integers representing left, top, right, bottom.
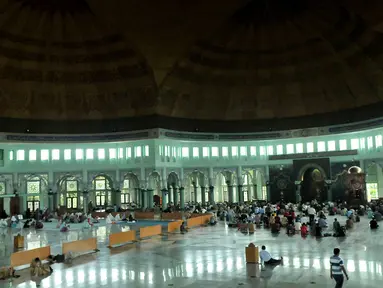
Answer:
300, 168, 326, 202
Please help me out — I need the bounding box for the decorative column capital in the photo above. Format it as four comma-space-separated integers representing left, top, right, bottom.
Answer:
179, 187, 185, 191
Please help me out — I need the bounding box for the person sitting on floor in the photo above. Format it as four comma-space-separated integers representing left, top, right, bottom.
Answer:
0, 219, 7, 228
260, 245, 283, 265
180, 221, 188, 234
59, 222, 69, 232
346, 217, 354, 229
106, 213, 115, 224
114, 214, 121, 222
128, 214, 136, 222
294, 220, 302, 231
0, 266, 19, 280
30, 257, 53, 277
300, 223, 308, 236
270, 222, 280, 233
35, 221, 43, 230
370, 217, 379, 229
209, 214, 217, 226
23, 219, 33, 229
318, 217, 328, 228
286, 223, 295, 235
315, 223, 322, 237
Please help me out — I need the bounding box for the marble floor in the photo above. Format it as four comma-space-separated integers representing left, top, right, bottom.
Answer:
0, 216, 382, 287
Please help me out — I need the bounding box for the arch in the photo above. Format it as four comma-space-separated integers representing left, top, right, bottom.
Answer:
121, 172, 140, 207
57, 174, 82, 210
242, 170, 253, 202
91, 174, 114, 207
184, 170, 207, 203
148, 171, 161, 195
167, 171, 179, 187
23, 174, 48, 212
297, 163, 327, 182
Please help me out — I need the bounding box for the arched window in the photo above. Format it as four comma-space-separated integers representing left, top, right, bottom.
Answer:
121, 179, 131, 206
92, 175, 112, 207
59, 177, 82, 209
27, 176, 42, 211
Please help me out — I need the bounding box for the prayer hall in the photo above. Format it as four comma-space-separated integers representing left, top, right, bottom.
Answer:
0, 0, 382, 287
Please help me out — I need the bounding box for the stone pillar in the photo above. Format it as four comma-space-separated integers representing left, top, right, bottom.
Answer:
209, 186, 215, 203
253, 184, 257, 200
173, 187, 178, 205
228, 185, 234, 203
179, 187, 185, 210
201, 186, 206, 204
166, 186, 171, 203
147, 189, 153, 209
141, 189, 147, 209
295, 181, 301, 203
83, 191, 89, 214
115, 189, 121, 207
237, 184, 243, 203
161, 189, 168, 210
193, 184, 198, 203
377, 165, 383, 198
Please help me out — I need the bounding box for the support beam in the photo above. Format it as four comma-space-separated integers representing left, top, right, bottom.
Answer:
179, 187, 185, 210
161, 189, 168, 210
228, 185, 234, 203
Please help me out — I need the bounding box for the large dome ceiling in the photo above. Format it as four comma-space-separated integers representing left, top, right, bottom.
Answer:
1, 0, 383, 133
0, 0, 157, 125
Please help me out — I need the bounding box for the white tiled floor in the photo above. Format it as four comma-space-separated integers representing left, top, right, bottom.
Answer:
1, 216, 382, 287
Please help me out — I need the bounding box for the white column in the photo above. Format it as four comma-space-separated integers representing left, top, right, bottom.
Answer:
377, 164, 383, 198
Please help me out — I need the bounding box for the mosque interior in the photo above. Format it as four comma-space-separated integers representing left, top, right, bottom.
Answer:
0, 0, 383, 287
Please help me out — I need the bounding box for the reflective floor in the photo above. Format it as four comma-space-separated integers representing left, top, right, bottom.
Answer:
1, 216, 382, 287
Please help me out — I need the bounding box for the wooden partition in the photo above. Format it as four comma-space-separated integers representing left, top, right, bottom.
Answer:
140, 225, 162, 239
161, 212, 182, 220
167, 220, 182, 233
62, 238, 98, 255
11, 246, 51, 268
109, 230, 137, 248
135, 211, 155, 219
187, 216, 203, 227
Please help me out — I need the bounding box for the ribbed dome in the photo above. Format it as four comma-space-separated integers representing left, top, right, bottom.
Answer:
159, 0, 383, 122
0, 0, 157, 121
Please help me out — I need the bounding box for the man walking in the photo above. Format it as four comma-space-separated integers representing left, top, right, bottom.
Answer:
330, 248, 349, 287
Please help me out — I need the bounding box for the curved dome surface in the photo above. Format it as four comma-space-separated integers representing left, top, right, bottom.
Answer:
159, 0, 383, 128
0, 0, 157, 123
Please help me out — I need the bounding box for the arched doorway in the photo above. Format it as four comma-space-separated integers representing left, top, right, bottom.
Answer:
148, 172, 161, 206
366, 163, 380, 202
300, 167, 326, 202
215, 173, 228, 202
255, 170, 266, 200
242, 172, 253, 202
58, 176, 82, 210
167, 172, 180, 204
92, 175, 113, 208
26, 175, 48, 212
121, 173, 139, 208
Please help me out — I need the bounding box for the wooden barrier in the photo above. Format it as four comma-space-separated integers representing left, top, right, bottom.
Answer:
11, 246, 51, 268
167, 220, 182, 233
62, 238, 98, 255
187, 216, 203, 227
109, 230, 137, 248
135, 211, 155, 219
140, 225, 162, 239
187, 215, 212, 228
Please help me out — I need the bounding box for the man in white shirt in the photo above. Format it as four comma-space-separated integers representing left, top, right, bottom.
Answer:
259, 245, 283, 265
308, 206, 316, 224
